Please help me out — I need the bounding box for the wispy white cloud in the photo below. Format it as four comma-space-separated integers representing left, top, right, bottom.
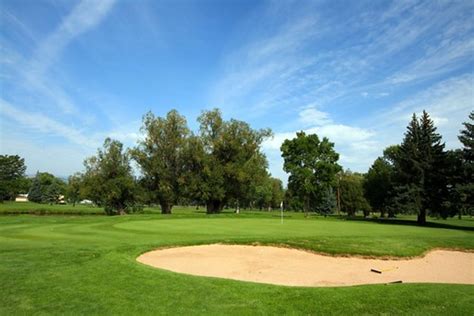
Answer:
0, 0, 118, 176
3, 0, 116, 115
262, 106, 377, 182
0, 99, 99, 148
371, 74, 474, 150
209, 8, 324, 117
29, 0, 116, 76
208, 0, 473, 184
387, 37, 474, 84
263, 72, 473, 184
210, 0, 473, 122
298, 104, 332, 127
0, 129, 94, 176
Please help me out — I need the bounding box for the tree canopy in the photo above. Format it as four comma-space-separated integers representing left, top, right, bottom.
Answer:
131, 110, 190, 214
0, 155, 27, 201
339, 171, 370, 217
83, 138, 139, 215
196, 109, 272, 213
281, 131, 341, 215
27, 172, 65, 203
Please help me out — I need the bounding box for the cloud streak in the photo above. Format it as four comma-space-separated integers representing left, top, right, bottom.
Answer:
0, 99, 99, 147
29, 0, 116, 77
2, 0, 116, 115
210, 0, 473, 119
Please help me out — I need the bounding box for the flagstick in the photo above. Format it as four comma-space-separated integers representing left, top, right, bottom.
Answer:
280, 201, 283, 224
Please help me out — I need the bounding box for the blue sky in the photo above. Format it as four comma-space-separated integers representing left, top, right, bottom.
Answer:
0, 0, 473, 183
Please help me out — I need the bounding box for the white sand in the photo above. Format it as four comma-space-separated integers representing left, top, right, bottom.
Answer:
137, 244, 474, 287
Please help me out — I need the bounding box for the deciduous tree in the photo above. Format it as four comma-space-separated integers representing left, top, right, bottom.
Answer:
84, 138, 139, 215
339, 171, 370, 217
364, 146, 399, 217
281, 132, 341, 216
66, 173, 83, 206
132, 110, 190, 214
27, 172, 65, 203
197, 109, 271, 213
0, 155, 27, 201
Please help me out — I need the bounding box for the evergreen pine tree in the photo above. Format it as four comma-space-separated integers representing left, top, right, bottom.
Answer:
457, 111, 474, 217
43, 182, 61, 204
28, 173, 43, 203
396, 113, 423, 221
319, 186, 336, 216
419, 110, 446, 220
458, 111, 474, 163
395, 111, 446, 224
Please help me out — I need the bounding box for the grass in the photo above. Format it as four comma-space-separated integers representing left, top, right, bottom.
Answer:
0, 201, 104, 214
1, 209, 473, 314
0, 201, 198, 215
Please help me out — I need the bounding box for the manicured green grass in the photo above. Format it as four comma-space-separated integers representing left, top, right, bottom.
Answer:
1, 213, 473, 315
0, 201, 196, 215
0, 201, 104, 214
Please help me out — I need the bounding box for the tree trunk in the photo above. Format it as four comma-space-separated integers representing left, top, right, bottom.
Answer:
304, 195, 309, 218
206, 200, 221, 214
380, 209, 385, 218
417, 208, 426, 225
206, 201, 214, 214
160, 201, 172, 214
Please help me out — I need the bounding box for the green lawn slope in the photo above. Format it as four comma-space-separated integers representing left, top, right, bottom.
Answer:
1, 212, 473, 314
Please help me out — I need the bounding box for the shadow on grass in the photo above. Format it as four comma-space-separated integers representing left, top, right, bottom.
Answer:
344, 216, 474, 232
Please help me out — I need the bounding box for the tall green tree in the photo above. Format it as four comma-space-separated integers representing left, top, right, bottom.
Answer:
180, 135, 208, 207
83, 138, 139, 215
132, 110, 190, 214
28, 173, 43, 203
459, 111, 474, 162
270, 177, 284, 209
281, 132, 341, 216
395, 111, 446, 224
27, 172, 65, 203
197, 109, 271, 213
319, 186, 336, 216
43, 182, 62, 204
253, 175, 284, 211
443, 149, 466, 218
364, 146, 399, 217
456, 111, 474, 217
195, 109, 226, 213
339, 171, 371, 217
66, 173, 83, 206
255, 177, 273, 210
420, 111, 448, 219
0, 155, 27, 201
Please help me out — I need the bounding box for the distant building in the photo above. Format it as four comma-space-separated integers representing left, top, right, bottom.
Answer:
58, 195, 66, 204
79, 199, 93, 205
15, 194, 28, 202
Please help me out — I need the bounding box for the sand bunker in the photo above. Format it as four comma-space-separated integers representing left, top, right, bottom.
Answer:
137, 244, 474, 287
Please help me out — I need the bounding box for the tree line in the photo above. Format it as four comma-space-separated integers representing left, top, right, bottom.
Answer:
363, 111, 473, 224
59, 108, 281, 215
0, 109, 472, 224
279, 110, 473, 224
